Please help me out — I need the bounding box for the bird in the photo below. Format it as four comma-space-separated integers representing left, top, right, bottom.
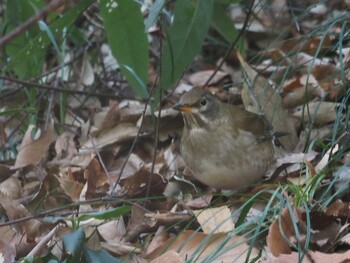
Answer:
173, 87, 275, 190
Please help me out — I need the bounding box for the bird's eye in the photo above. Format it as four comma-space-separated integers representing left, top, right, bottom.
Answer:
199, 97, 207, 107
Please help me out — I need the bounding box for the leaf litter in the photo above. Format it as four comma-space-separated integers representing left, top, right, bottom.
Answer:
1, 1, 350, 262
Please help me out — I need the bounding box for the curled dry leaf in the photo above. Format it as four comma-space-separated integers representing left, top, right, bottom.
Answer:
267, 206, 301, 256
125, 205, 156, 242
237, 52, 298, 151
80, 53, 95, 86
119, 168, 166, 198
311, 63, 344, 100
315, 144, 339, 173
119, 100, 151, 123
0, 176, 22, 199
81, 122, 138, 152
291, 101, 343, 126
13, 120, 54, 169
54, 132, 77, 161
84, 158, 110, 199
281, 74, 325, 109
56, 174, 84, 202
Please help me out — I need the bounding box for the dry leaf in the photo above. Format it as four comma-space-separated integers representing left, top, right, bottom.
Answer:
315, 144, 339, 172
54, 132, 77, 160
84, 158, 110, 199
193, 206, 235, 234
189, 70, 229, 86
0, 176, 22, 199
0, 240, 16, 263
81, 123, 138, 152
147, 230, 259, 263
13, 120, 54, 169
291, 101, 343, 126
267, 207, 301, 256
150, 250, 183, 263
80, 54, 95, 86
282, 74, 325, 108
0, 196, 46, 240
237, 52, 298, 151
262, 250, 350, 263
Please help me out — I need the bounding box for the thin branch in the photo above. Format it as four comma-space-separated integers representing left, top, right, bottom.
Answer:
0, 0, 67, 49
0, 76, 121, 100
203, 0, 256, 87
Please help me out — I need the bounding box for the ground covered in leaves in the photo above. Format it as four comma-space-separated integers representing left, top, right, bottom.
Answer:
1, 0, 350, 262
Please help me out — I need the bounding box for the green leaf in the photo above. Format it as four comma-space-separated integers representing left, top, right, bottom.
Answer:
145, 0, 166, 31
211, 3, 240, 44
215, 0, 240, 4
78, 206, 131, 222
62, 228, 85, 262
161, 0, 214, 90
100, 0, 149, 98
4, 0, 94, 75
4, 0, 45, 78
83, 246, 121, 263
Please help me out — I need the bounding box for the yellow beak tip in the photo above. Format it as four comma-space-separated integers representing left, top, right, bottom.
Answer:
173, 103, 192, 112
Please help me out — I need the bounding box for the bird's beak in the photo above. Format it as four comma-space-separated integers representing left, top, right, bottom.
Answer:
173, 102, 193, 112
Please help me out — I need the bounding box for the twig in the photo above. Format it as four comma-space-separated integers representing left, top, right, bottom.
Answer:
110, 79, 159, 195
203, 0, 256, 87
0, 0, 67, 49
0, 76, 121, 100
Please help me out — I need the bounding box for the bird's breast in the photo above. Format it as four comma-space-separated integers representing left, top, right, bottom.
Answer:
180, 127, 274, 189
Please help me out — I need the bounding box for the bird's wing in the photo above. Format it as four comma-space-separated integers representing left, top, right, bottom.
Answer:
228, 105, 273, 140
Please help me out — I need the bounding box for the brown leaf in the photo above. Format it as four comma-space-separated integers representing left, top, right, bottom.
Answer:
0, 196, 46, 240
147, 230, 259, 262
312, 64, 344, 100
0, 176, 22, 199
291, 101, 343, 126
261, 250, 350, 263
237, 52, 298, 151
150, 250, 183, 263
13, 120, 54, 169
92, 100, 121, 136
193, 206, 235, 234
325, 199, 350, 218
119, 168, 166, 198
81, 123, 138, 152
267, 207, 301, 256
56, 174, 84, 201
281, 74, 324, 108
188, 70, 229, 86
54, 132, 77, 160
84, 158, 110, 199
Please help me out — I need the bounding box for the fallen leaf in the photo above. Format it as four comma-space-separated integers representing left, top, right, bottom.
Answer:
13, 120, 54, 169
193, 206, 235, 234
291, 101, 343, 126
147, 230, 259, 263
261, 250, 350, 263
267, 207, 301, 256
237, 52, 298, 151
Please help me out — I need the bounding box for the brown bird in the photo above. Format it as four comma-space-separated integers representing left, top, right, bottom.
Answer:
173, 87, 275, 190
